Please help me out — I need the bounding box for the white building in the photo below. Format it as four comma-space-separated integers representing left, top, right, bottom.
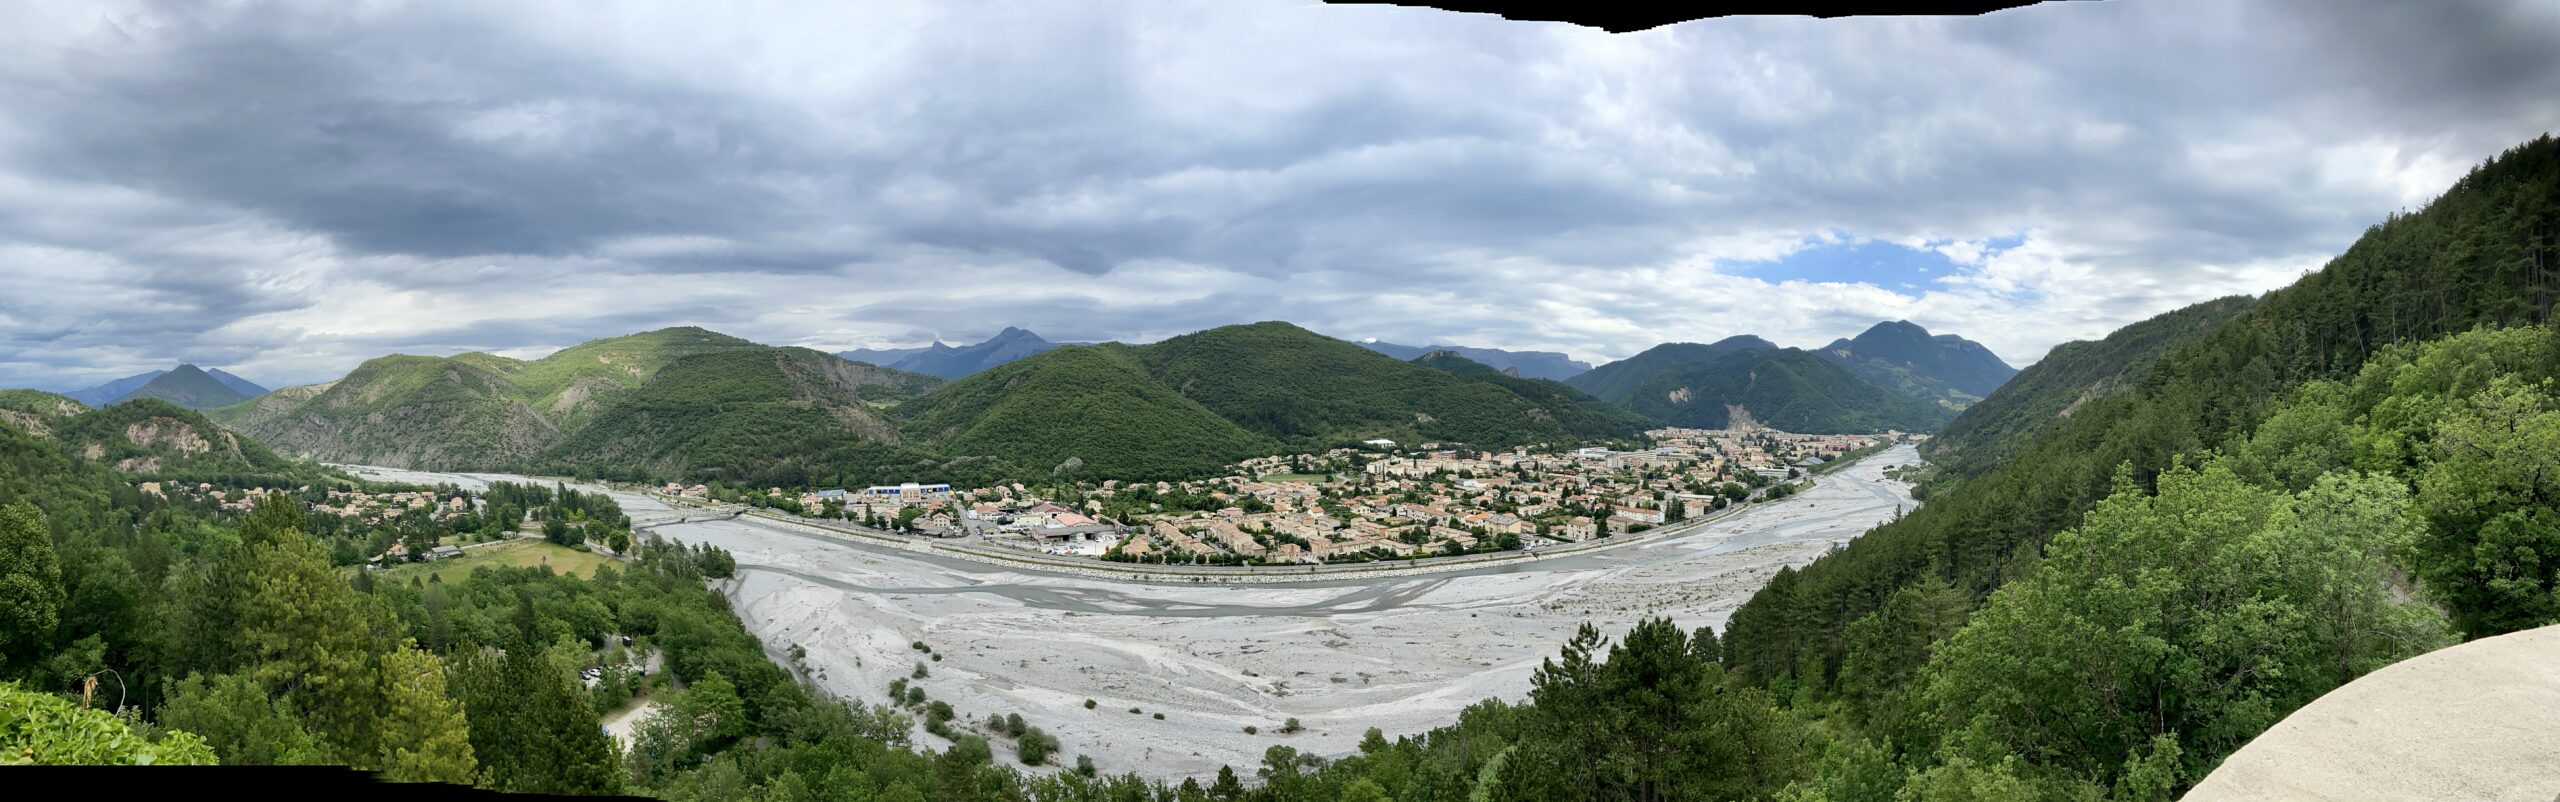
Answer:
857, 482, 954, 506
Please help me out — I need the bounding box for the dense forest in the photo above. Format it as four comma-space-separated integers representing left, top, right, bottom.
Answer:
1621, 349, 1955, 434
897, 322, 1652, 480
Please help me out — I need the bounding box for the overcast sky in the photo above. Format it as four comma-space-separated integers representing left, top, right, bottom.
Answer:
4, 0, 2557, 391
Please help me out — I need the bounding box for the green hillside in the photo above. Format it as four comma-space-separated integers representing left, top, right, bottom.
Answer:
116, 364, 250, 409
0, 389, 89, 439
1815, 321, 2018, 407
1565, 335, 1778, 404
1413, 350, 1660, 435
493, 326, 762, 427
1130, 321, 1647, 449
1922, 294, 2258, 483
1409, 349, 1509, 378
48, 398, 313, 482
1619, 348, 1955, 433
541, 347, 952, 487
1719, 134, 2560, 786
895, 344, 1274, 479
894, 324, 1649, 479
211, 353, 558, 470
209, 327, 778, 470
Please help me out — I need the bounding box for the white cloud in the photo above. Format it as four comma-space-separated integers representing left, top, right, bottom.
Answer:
0, 0, 2555, 389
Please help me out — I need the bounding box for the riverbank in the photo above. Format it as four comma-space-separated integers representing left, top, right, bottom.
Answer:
632, 444, 1915, 586
338, 446, 1923, 782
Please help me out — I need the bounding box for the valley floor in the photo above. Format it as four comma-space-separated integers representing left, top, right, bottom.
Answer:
342, 445, 1920, 782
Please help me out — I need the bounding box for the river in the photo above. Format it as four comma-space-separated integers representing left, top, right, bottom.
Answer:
339, 444, 1921, 780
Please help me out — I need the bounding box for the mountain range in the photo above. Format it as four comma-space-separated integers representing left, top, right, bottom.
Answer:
840, 327, 1602, 384
839, 326, 1073, 380
159, 321, 1659, 485
1558, 322, 2015, 434
205, 327, 952, 487
895, 322, 1651, 478
17, 318, 2008, 484
1617, 347, 1956, 433
63, 365, 268, 408
1353, 341, 1593, 381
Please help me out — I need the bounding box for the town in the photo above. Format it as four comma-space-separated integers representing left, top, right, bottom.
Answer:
716, 426, 1916, 567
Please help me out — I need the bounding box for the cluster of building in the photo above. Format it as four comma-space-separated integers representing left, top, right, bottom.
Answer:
751, 480, 1133, 555
137, 481, 470, 523
1092, 428, 1901, 565
722, 427, 1903, 567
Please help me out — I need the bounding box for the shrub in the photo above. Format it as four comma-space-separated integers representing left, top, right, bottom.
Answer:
1153, 712, 1165, 720
912, 663, 928, 679
1282, 717, 1302, 733
1243, 725, 1259, 735
1018, 727, 1054, 766
1083, 699, 1097, 710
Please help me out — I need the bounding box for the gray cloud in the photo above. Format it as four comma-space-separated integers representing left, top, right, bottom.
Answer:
0, 0, 2556, 392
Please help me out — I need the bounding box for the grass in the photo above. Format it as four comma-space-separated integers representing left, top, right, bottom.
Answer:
373, 538, 620, 585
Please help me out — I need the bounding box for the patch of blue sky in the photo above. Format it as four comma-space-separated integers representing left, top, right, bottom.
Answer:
1727, 231, 2026, 290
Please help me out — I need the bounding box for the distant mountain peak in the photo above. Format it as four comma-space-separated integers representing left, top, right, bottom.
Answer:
836, 326, 1061, 380
1353, 338, 1594, 382
113, 364, 250, 409
1816, 320, 2018, 402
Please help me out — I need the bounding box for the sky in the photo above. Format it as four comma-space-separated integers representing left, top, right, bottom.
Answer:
3, 0, 2558, 391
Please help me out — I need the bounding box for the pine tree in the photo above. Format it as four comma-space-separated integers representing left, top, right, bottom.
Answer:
373, 646, 477, 783
0, 502, 64, 670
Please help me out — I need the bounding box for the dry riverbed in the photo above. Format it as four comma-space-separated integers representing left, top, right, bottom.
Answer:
346, 446, 1920, 782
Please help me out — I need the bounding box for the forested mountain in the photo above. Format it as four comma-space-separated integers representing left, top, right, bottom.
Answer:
0, 389, 87, 439
208, 353, 560, 470
897, 323, 1648, 479
895, 344, 1274, 479
207, 327, 769, 470
539, 347, 954, 488
1129, 322, 1648, 451
1565, 335, 1779, 404
1357, 340, 1593, 381
113, 364, 250, 409
48, 399, 307, 481
839, 326, 1065, 379
1618, 348, 1956, 433
0, 391, 314, 484
194, 322, 1642, 484
1922, 295, 2258, 482
1410, 350, 1658, 434
1814, 320, 2017, 410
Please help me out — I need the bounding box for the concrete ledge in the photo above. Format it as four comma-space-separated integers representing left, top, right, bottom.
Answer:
2185, 624, 2560, 802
